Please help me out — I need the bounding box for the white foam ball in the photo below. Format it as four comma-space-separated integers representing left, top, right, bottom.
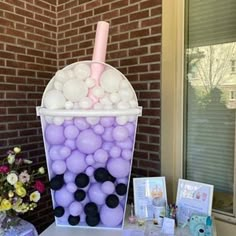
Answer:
54, 70, 67, 82
86, 117, 100, 125
44, 90, 66, 109
116, 116, 128, 125
93, 103, 104, 110
73, 63, 90, 80
100, 96, 112, 105
129, 99, 138, 108
85, 77, 96, 88
117, 101, 130, 110
65, 69, 75, 79
109, 93, 121, 104
65, 101, 74, 110
54, 81, 63, 91
53, 117, 64, 125
120, 80, 130, 89
63, 79, 88, 102
119, 89, 133, 101
100, 69, 123, 93
92, 86, 104, 98
79, 97, 93, 109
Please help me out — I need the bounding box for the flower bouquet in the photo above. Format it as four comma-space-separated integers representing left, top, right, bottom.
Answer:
0, 147, 45, 231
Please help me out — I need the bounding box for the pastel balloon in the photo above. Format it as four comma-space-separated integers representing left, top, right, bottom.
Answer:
64, 139, 76, 150
73, 63, 90, 80
116, 137, 133, 149
54, 69, 67, 82
85, 166, 94, 176
125, 122, 135, 136
109, 146, 121, 158
86, 117, 100, 126
76, 129, 102, 154
63, 79, 88, 102
49, 145, 62, 160
54, 187, 74, 207
119, 89, 133, 101
94, 149, 108, 163
102, 127, 114, 142
100, 204, 123, 227
59, 146, 71, 159
64, 120, 74, 126
57, 209, 69, 224
53, 117, 64, 126
88, 183, 107, 205
65, 69, 74, 79
44, 90, 66, 109
112, 126, 129, 142
85, 154, 95, 165
52, 160, 67, 175
116, 116, 128, 125
93, 124, 105, 134
107, 158, 130, 178
117, 101, 130, 110
74, 118, 89, 130
100, 117, 115, 127
85, 77, 96, 88
45, 124, 65, 145
64, 171, 76, 183
92, 86, 104, 98
65, 101, 74, 110
109, 93, 121, 104
69, 202, 83, 216
101, 181, 115, 195
64, 125, 79, 139
122, 149, 132, 160
79, 97, 93, 109
66, 182, 77, 193
66, 150, 87, 174
100, 69, 123, 93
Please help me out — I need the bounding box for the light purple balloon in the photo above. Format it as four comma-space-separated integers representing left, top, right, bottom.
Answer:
45, 124, 65, 145
94, 149, 108, 163
88, 183, 107, 205
59, 146, 71, 159
66, 182, 77, 193
52, 160, 66, 175
116, 177, 128, 184
64, 120, 74, 126
49, 145, 62, 160
93, 124, 105, 134
74, 117, 89, 130
76, 129, 102, 154
66, 150, 87, 173
116, 137, 133, 149
85, 154, 95, 165
100, 117, 115, 127
112, 126, 129, 142
64, 139, 76, 150
100, 204, 124, 227
121, 149, 132, 160
64, 125, 79, 139
69, 202, 83, 216
54, 187, 74, 207
80, 211, 86, 223
64, 171, 76, 183
107, 158, 130, 178
101, 181, 115, 194
57, 209, 69, 223
102, 127, 114, 142
124, 122, 136, 136
109, 146, 121, 158
85, 166, 94, 176
102, 142, 114, 151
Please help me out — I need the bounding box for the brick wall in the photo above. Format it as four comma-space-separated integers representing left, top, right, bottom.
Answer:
0, 0, 162, 233
0, 0, 57, 232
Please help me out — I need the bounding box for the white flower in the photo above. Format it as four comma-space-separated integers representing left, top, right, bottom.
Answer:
23, 159, 32, 164
7, 172, 18, 185
13, 147, 21, 154
38, 167, 45, 174
7, 154, 15, 164
30, 191, 41, 202
19, 170, 30, 183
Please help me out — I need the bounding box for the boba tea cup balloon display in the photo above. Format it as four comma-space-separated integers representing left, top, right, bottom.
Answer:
36, 21, 142, 229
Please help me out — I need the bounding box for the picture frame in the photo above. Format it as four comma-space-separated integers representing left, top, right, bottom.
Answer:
176, 179, 214, 226
133, 177, 168, 221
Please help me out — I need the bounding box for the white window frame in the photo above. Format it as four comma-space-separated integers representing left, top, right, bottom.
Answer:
161, 0, 236, 224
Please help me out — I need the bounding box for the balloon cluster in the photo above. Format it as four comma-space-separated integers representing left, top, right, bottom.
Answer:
46, 116, 136, 227
43, 62, 138, 126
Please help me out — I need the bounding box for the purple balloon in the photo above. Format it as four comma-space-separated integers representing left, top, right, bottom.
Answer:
107, 158, 130, 178
45, 124, 65, 145
64, 171, 76, 183
74, 117, 89, 130
69, 201, 83, 216
66, 182, 77, 193
102, 142, 114, 151
64, 125, 79, 139
64, 120, 74, 126
116, 137, 133, 149
101, 181, 115, 194
109, 146, 121, 158
59, 146, 71, 159
121, 149, 132, 160
66, 150, 87, 174
100, 117, 115, 127
85, 166, 94, 176
88, 183, 107, 205
102, 127, 114, 142
100, 204, 124, 227
57, 209, 69, 224
52, 160, 66, 175
49, 145, 62, 160
76, 129, 102, 154
124, 122, 135, 136
116, 177, 128, 184
80, 211, 86, 223
112, 126, 129, 142
54, 187, 74, 207
85, 154, 95, 165
64, 139, 76, 150
94, 149, 108, 163
93, 124, 105, 134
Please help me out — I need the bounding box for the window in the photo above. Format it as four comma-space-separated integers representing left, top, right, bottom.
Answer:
229, 91, 236, 100
231, 60, 236, 73
161, 0, 236, 224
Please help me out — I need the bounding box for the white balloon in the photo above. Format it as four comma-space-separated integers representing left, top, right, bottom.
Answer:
53, 117, 64, 125
65, 101, 74, 110
100, 96, 112, 105
116, 116, 128, 125
44, 90, 66, 109
54, 81, 63, 91
79, 97, 93, 109
119, 89, 133, 101
63, 79, 88, 102
128, 116, 136, 122
104, 104, 113, 110
129, 99, 138, 108
92, 86, 104, 98
93, 103, 104, 110
73, 63, 90, 80
120, 80, 130, 89
117, 101, 130, 110
100, 69, 123, 93
65, 69, 75, 79
45, 116, 53, 124
54, 70, 67, 82
109, 93, 121, 104
86, 117, 100, 125
85, 77, 96, 88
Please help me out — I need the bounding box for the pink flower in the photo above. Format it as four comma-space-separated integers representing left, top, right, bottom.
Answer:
0, 165, 9, 173
19, 170, 30, 183
34, 180, 45, 193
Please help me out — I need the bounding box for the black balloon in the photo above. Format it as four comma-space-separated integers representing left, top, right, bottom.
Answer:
84, 202, 98, 216
116, 183, 127, 196
74, 189, 86, 202
107, 173, 116, 183
94, 167, 109, 183
54, 206, 64, 217
68, 215, 80, 226
50, 175, 64, 190
106, 194, 119, 208
75, 173, 89, 188
86, 214, 100, 227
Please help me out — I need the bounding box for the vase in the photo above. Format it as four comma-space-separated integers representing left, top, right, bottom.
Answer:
0, 211, 21, 233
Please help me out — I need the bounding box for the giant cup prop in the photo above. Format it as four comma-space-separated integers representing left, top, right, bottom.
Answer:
37, 21, 142, 229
